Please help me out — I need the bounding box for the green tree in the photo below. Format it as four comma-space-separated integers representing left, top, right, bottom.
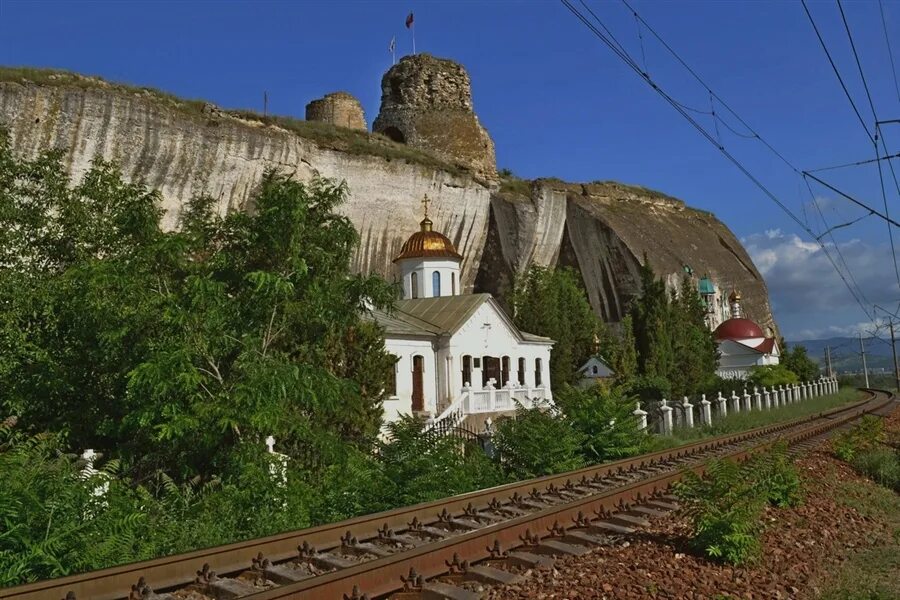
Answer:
746, 364, 799, 388
604, 315, 637, 382
511, 266, 601, 386
0, 133, 396, 481
781, 343, 819, 382
669, 276, 719, 398
625, 261, 717, 398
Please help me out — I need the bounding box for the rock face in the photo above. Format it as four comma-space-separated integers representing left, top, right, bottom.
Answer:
305, 92, 367, 131
0, 70, 775, 332
476, 180, 775, 333
373, 54, 497, 181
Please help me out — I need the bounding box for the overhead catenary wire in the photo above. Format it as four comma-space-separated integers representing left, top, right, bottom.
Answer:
878, 0, 900, 103
807, 151, 900, 173
559, 0, 875, 322
835, 0, 900, 293
624, 0, 900, 314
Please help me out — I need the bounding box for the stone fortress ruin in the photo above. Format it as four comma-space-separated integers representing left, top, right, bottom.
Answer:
309, 54, 497, 182
304, 91, 367, 131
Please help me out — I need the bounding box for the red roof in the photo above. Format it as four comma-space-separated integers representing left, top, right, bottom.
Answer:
714, 317, 765, 341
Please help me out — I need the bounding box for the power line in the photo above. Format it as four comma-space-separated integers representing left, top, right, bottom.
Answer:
807, 151, 900, 173
559, 0, 875, 322
801, 0, 875, 145
835, 0, 900, 295
879, 0, 900, 103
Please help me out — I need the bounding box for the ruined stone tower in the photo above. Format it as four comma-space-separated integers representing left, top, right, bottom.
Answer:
305, 91, 367, 130
373, 54, 497, 180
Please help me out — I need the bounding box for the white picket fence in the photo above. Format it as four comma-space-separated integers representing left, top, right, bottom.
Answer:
633, 376, 840, 435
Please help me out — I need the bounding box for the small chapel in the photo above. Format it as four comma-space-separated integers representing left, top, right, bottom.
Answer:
370, 197, 555, 427
714, 290, 780, 380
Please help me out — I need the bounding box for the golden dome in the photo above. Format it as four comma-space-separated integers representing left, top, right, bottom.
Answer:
728, 289, 742, 302
393, 217, 462, 262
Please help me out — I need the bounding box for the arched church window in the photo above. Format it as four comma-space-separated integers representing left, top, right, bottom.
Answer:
535, 358, 543, 387
451, 272, 457, 295
411, 272, 418, 299
518, 358, 526, 385
462, 355, 472, 387
501, 356, 510, 386
432, 271, 441, 297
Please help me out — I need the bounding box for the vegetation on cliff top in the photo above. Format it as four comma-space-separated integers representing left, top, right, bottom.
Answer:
0, 66, 468, 178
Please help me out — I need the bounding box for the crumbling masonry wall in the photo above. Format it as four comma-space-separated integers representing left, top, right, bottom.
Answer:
305, 92, 367, 131
373, 54, 497, 181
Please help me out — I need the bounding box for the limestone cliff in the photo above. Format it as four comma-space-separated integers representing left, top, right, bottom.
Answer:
0, 70, 775, 331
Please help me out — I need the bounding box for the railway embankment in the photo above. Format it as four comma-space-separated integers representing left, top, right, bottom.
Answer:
486, 397, 900, 600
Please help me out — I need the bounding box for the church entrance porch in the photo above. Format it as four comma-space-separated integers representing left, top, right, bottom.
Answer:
482, 356, 501, 387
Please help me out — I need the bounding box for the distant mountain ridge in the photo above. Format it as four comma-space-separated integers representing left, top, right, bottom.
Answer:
787, 337, 896, 374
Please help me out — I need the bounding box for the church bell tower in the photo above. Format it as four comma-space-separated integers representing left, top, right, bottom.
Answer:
393, 195, 462, 299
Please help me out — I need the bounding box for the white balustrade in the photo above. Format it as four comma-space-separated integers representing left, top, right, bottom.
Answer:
660, 398, 673, 435
633, 401, 648, 430
682, 396, 694, 428
700, 394, 712, 426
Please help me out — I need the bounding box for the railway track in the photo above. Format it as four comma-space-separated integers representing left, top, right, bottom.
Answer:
4, 388, 894, 600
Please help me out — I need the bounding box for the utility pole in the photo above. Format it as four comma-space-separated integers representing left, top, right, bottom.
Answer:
891, 320, 900, 392
825, 345, 833, 378
859, 333, 869, 388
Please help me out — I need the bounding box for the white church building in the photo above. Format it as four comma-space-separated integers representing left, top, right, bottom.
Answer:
714, 290, 780, 380
370, 199, 554, 427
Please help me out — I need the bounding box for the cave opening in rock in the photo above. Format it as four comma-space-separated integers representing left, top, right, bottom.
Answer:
383, 126, 406, 144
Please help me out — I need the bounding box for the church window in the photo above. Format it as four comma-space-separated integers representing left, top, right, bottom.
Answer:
462, 355, 472, 386
432, 271, 441, 297
518, 358, 526, 385
592, 365, 598, 375
386, 355, 398, 395
451, 272, 457, 295
411, 272, 418, 299
501, 356, 510, 386
535, 358, 543, 386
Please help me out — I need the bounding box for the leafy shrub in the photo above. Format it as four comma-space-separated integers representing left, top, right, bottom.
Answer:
554, 383, 648, 462
675, 446, 804, 565
753, 443, 802, 508
676, 459, 765, 565
746, 364, 799, 388
833, 416, 885, 462
377, 416, 504, 505
493, 402, 586, 479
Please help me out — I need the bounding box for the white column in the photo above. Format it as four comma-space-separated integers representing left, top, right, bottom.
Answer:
633, 401, 648, 431
798, 382, 805, 401
731, 391, 741, 413
717, 391, 728, 418
682, 396, 694, 428
700, 394, 712, 426
743, 388, 752, 411
660, 398, 674, 435
787, 385, 794, 404
833, 377, 839, 394
763, 386, 771, 409
753, 386, 762, 410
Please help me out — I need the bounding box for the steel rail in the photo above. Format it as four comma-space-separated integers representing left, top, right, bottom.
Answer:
2, 389, 892, 600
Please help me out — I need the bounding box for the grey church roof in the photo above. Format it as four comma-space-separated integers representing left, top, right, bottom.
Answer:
366, 293, 553, 343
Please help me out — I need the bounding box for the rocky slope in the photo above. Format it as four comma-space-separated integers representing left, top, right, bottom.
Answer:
0, 71, 775, 331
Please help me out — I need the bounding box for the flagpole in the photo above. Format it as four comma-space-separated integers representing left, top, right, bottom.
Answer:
412, 21, 416, 54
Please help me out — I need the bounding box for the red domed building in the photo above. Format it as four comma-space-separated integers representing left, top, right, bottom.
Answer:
714, 291, 780, 380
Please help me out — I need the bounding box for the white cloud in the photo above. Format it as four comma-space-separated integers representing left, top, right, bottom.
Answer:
743, 229, 899, 339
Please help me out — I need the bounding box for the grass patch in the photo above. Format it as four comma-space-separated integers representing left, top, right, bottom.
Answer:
0, 66, 468, 178
648, 388, 863, 451
820, 471, 900, 599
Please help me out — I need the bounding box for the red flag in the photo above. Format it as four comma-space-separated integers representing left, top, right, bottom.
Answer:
405, 12, 414, 28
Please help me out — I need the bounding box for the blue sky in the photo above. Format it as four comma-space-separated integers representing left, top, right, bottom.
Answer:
1, 0, 899, 340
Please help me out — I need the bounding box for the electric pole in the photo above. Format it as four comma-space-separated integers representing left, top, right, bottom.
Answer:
859, 333, 869, 388
891, 320, 900, 392
825, 345, 833, 378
